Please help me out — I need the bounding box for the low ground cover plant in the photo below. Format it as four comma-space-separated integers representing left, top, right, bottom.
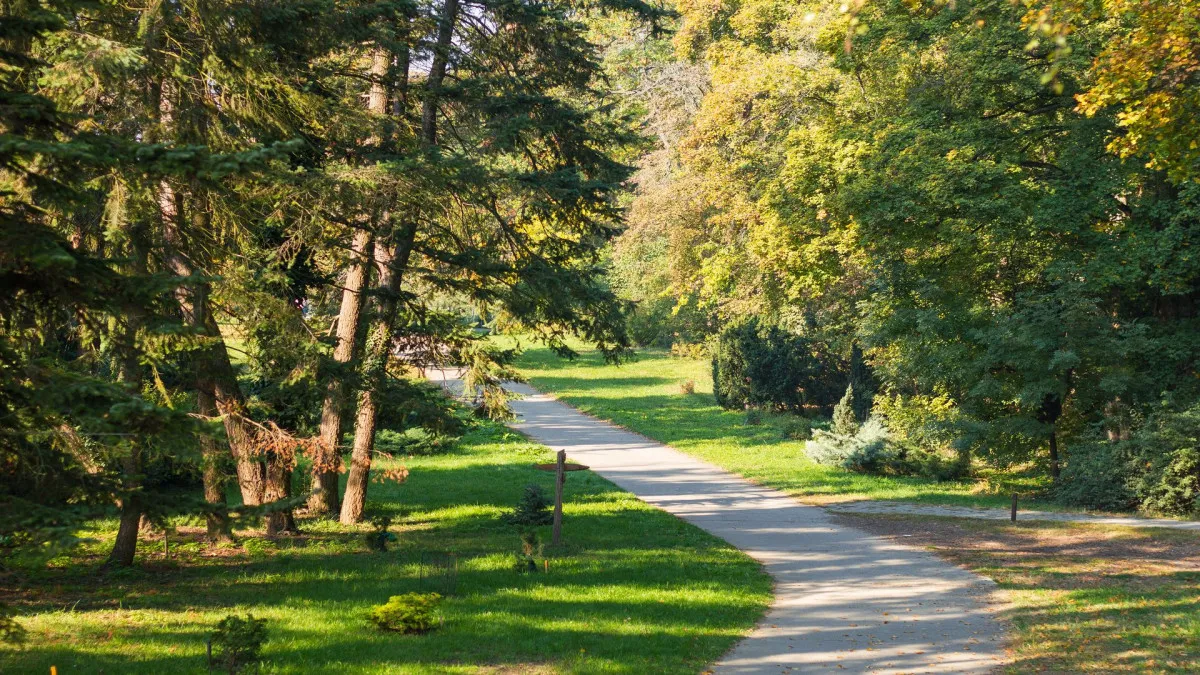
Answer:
501, 484, 553, 527
369, 593, 443, 633
209, 614, 267, 674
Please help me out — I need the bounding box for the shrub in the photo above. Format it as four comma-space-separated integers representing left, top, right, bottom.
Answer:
209, 614, 268, 674
376, 428, 456, 456
904, 447, 970, 482
679, 379, 696, 395
806, 416, 965, 480
712, 318, 845, 412
831, 384, 861, 436
743, 409, 764, 426
513, 530, 541, 573
375, 379, 467, 437
811, 416, 892, 471
779, 417, 813, 441
501, 484, 553, 527
670, 342, 708, 360
1057, 441, 1139, 512
1131, 404, 1200, 516
368, 593, 442, 633
364, 513, 399, 552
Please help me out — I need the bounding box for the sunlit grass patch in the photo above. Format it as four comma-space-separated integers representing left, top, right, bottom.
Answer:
501, 336, 1059, 509
1, 423, 770, 674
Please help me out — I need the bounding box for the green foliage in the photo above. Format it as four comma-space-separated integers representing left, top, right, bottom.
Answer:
209, 614, 268, 674
670, 342, 708, 360
501, 484, 553, 527
807, 416, 892, 471
376, 379, 468, 439
743, 409, 763, 426
778, 417, 813, 441
375, 428, 457, 457
1131, 404, 1200, 516
712, 318, 844, 412
0, 604, 26, 645
364, 514, 399, 553
368, 593, 442, 634
607, 0, 1200, 491
1056, 442, 1139, 512
513, 530, 541, 574
831, 385, 861, 437
847, 344, 874, 423
808, 416, 966, 481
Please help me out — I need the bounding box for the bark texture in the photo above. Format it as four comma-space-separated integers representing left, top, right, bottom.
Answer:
310, 228, 374, 515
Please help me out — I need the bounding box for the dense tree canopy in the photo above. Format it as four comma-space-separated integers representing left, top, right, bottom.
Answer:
609, 0, 1200, 511
1, 0, 655, 566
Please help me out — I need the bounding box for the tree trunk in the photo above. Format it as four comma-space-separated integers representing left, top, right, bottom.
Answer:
340, 237, 408, 524
421, 0, 459, 145
198, 386, 233, 541
1048, 430, 1060, 481
392, 22, 410, 117
264, 455, 298, 535
108, 315, 146, 567
108, 482, 143, 567
154, 79, 268, 510
159, 183, 267, 508
310, 228, 374, 515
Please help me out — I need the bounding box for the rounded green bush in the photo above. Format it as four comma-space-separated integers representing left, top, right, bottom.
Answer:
369, 593, 442, 633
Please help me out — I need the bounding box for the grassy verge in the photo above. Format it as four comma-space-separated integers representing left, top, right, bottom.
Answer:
837, 513, 1200, 673
503, 337, 1058, 509
1, 423, 770, 674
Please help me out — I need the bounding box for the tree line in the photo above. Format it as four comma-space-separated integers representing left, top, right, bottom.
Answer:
1, 0, 660, 567
608, 0, 1200, 513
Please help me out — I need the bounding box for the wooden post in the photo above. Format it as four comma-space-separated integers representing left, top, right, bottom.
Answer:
552, 449, 565, 546
1011, 493, 1018, 522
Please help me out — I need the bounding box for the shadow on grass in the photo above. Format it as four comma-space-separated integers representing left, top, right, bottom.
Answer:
1, 443, 770, 675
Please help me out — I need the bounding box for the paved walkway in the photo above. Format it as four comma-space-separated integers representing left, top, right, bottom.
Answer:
433, 373, 1006, 674
825, 500, 1200, 531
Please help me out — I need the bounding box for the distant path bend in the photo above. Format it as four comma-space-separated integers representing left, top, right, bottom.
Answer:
431, 372, 1007, 674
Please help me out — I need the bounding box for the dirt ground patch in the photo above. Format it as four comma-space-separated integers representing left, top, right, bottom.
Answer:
835, 512, 1200, 673
834, 512, 1200, 581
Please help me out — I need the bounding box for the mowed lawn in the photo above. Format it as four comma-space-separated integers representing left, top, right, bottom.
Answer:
503, 337, 1050, 509
1, 423, 771, 674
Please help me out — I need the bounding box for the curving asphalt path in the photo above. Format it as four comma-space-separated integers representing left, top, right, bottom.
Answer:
431, 372, 1007, 674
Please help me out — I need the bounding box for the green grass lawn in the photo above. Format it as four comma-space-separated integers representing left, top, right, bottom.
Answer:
503, 336, 1056, 510
1, 423, 770, 674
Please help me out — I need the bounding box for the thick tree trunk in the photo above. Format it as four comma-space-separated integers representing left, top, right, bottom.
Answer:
108, 484, 143, 567
310, 228, 374, 515
159, 183, 267, 508
108, 321, 146, 567
154, 80, 269, 511
421, 0, 459, 144
340, 239, 406, 524
198, 386, 233, 541
264, 456, 297, 535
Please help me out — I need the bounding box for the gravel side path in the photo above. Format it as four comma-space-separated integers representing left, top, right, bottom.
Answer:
824, 501, 1200, 531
